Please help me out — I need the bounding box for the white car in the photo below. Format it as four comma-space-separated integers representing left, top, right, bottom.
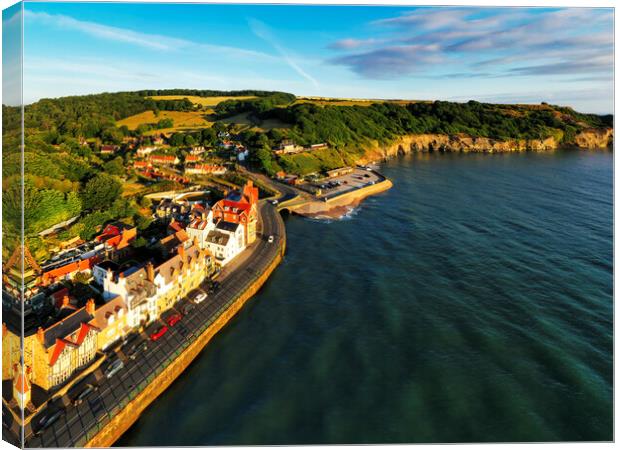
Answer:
271, 199, 279, 205
193, 292, 207, 304
268, 235, 275, 243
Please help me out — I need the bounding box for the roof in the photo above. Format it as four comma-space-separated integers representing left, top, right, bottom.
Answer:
90, 296, 127, 330
155, 245, 202, 285
42, 308, 94, 348
95, 260, 119, 272
169, 221, 185, 233
188, 218, 211, 230
206, 231, 231, 247
215, 220, 240, 233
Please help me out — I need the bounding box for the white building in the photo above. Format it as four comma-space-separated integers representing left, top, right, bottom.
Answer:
101, 263, 158, 328
203, 221, 245, 266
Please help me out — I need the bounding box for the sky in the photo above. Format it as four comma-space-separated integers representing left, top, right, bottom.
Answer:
3, 2, 614, 113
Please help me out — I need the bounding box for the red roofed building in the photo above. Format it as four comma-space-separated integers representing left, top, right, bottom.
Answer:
184, 164, 227, 175
96, 222, 137, 260
212, 180, 258, 245
133, 160, 151, 169
185, 155, 201, 164
41, 256, 101, 286
148, 155, 180, 166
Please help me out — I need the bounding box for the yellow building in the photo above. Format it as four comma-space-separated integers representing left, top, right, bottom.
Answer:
2, 298, 127, 395
153, 243, 216, 315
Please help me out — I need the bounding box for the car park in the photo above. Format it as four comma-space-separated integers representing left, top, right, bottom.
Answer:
104, 359, 124, 379
150, 325, 168, 341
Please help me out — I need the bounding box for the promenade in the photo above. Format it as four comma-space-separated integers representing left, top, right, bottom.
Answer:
22, 201, 285, 448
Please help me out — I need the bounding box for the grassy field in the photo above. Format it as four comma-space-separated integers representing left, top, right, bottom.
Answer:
117, 110, 212, 134
294, 97, 429, 107
148, 95, 257, 106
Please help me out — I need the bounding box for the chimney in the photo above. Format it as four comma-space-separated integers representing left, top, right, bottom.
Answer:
146, 261, 155, 282
37, 327, 45, 344
86, 298, 96, 316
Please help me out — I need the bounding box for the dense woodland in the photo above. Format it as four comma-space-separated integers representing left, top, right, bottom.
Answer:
2, 89, 613, 260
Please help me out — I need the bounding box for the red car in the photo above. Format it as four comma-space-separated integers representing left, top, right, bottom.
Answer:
167, 313, 182, 327
150, 325, 168, 341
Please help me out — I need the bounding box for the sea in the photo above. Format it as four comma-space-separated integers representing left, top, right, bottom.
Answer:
117, 149, 613, 445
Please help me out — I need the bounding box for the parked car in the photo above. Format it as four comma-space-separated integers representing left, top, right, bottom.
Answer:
167, 313, 182, 327
193, 292, 207, 304
268, 235, 274, 244
35, 408, 65, 435
72, 384, 96, 406
271, 199, 279, 205
182, 303, 196, 315
104, 359, 124, 379
150, 325, 168, 341
126, 341, 148, 360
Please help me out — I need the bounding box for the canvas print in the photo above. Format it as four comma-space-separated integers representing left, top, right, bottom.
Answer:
1, 2, 614, 447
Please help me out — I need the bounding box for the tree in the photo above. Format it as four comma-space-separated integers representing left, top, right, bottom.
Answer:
81, 174, 122, 211
103, 157, 125, 176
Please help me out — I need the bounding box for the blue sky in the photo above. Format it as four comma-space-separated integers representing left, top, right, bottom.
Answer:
6, 3, 615, 113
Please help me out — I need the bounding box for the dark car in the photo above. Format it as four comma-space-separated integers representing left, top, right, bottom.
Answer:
181, 303, 195, 315
104, 359, 124, 379
35, 408, 65, 435
126, 341, 148, 360
72, 384, 97, 406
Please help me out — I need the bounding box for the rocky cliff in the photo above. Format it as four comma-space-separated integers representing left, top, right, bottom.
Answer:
358, 128, 613, 163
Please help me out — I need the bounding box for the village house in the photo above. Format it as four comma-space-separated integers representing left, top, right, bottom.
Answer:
133, 160, 151, 170
211, 180, 259, 246
273, 139, 303, 155
152, 135, 165, 145
189, 145, 206, 155
185, 155, 202, 164
100, 144, 120, 155
185, 209, 215, 249
95, 222, 137, 261
184, 164, 227, 175
155, 199, 191, 222
136, 146, 157, 157
102, 263, 158, 329
3, 300, 99, 391
90, 296, 128, 351
203, 221, 245, 265
2, 295, 130, 397
148, 154, 180, 166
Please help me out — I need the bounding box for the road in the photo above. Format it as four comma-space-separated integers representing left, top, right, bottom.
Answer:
21, 201, 285, 448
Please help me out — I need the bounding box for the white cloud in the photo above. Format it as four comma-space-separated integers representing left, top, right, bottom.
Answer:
24, 10, 276, 61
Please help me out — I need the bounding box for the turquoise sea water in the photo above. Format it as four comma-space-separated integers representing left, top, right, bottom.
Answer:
118, 150, 613, 444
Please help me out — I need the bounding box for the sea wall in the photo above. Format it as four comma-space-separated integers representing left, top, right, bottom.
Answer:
357, 128, 613, 163
84, 236, 286, 448
287, 178, 393, 217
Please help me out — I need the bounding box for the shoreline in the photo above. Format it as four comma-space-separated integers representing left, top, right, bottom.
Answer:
85, 232, 286, 447
289, 177, 393, 219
